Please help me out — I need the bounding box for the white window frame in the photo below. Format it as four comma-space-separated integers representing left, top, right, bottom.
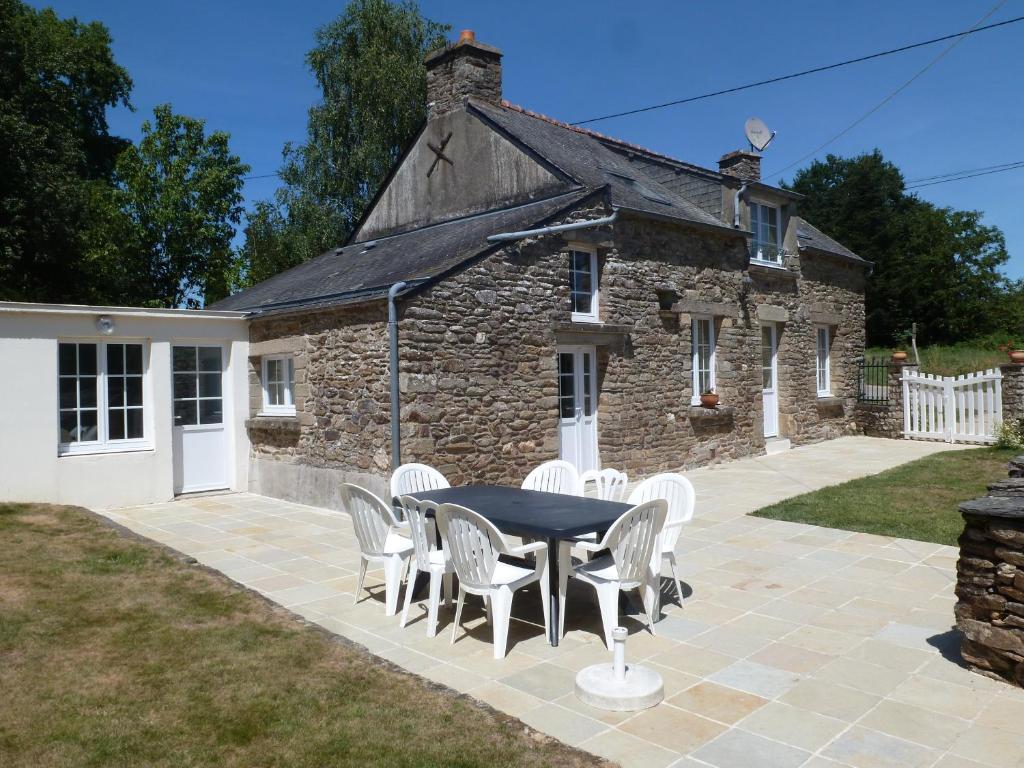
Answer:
690, 315, 717, 406
816, 325, 832, 397
568, 245, 600, 323
58, 339, 152, 457
749, 200, 783, 266
260, 355, 296, 416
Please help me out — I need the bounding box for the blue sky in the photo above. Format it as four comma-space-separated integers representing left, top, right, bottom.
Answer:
34, 0, 1024, 276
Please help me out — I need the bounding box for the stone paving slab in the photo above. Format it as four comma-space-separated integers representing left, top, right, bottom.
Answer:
103, 437, 1024, 768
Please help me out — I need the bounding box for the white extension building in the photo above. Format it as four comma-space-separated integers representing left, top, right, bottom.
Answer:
0, 302, 250, 509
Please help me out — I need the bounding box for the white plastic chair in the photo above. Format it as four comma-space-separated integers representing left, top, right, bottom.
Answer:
521, 459, 579, 495
340, 483, 414, 616
390, 463, 450, 499
561, 499, 668, 648
435, 503, 550, 659
578, 468, 629, 501
628, 473, 696, 607
398, 495, 454, 637
563, 468, 630, 566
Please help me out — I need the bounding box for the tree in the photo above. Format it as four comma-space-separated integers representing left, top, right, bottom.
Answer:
100, 105, 248, 307
0, 0, 132, 303
233, 0, 448, 289
784, 151, 1014, 346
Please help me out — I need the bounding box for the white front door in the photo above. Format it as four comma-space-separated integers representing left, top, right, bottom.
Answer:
172, 345, 228, 494
557, 346, 599, 473
761, 324, 779, 438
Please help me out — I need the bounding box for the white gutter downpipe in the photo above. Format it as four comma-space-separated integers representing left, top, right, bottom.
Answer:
388, 281, 407, 472
487, 210, 618, 242
733, 183, 748, 229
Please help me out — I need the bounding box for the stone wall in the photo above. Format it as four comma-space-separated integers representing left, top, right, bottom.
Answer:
1002, 364, 1024, 423
955, 472, 1024, 687
855, 361, 915, 439
394, 203, 864, 484
246, 304, 393, 505
244, 200, 866, 497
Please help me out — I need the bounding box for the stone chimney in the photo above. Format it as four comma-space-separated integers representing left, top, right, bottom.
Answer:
425, 29, 502, 120
718, 150, 761, 183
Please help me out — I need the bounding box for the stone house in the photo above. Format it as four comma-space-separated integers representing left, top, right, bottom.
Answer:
212, 31, 868, 507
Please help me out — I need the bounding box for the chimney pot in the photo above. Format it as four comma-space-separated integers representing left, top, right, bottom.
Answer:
458, 29, 475, 43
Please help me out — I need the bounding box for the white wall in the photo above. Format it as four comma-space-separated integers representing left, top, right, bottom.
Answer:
0, 305, 249, 509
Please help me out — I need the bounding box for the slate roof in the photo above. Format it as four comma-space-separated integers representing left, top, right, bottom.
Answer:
471, 100, 733, 233
216, 97, 861, 315
211, 189, 595, 314
794, 217, 866, 264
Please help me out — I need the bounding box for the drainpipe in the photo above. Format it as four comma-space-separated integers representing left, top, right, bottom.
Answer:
486, 210, 618, 242
388, 281, 407, 472
733, 183, 748, 229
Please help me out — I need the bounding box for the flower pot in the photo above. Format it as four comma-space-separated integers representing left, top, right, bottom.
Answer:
699, 392, 720, 409
1009, 350, 1024, 364
891, 351, 908, 362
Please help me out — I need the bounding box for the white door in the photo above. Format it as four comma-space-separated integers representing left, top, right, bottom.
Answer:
557, 346, 599, 473
761, 324, 779, 438
172, 345, 228, 494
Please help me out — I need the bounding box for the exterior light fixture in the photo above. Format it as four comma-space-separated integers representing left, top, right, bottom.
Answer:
96, 315, 115, 335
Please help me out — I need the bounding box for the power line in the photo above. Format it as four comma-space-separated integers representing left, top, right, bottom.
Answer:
767, 1, 1011, 178
569, 14, 1023, 127
243, 172, 280, 181
907, 162, 1024, 189
906, 160, 1024, 184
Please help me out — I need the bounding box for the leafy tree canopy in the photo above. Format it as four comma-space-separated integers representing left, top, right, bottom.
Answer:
0, 0, 132, 302
784, 151, 1017, 346
233, 0, 449, 290
98, 105, 249, 307
1, 1, 248, 308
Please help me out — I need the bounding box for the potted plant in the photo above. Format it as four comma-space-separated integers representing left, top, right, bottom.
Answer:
699, 389, 720, 408
891, 351, 908, 362
1009, 349, 1024, 364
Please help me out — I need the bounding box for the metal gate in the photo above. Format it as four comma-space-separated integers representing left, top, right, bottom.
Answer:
902, 368, 1002, 444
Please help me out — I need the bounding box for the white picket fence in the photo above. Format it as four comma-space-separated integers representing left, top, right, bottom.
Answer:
902, 367, 1003, 444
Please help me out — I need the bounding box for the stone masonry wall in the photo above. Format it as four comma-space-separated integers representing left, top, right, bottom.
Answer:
247, 304, 392, 478
244, 200, 866, 494
1002, 364, 1024, 423
855, 362, 915, 439
394, 204, 865, 485
955, 473, 1024, 688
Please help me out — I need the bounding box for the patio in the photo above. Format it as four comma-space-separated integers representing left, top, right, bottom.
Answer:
103, 437, 1024, 768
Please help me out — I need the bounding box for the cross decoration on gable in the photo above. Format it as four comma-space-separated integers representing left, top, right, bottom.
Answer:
426, 131, 454, 177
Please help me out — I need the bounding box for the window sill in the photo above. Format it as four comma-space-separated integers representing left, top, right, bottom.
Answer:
570, 314, 601, 324
749, 258, 787, 270
688, 404, 735, 425
258, 408, 297, 418
59, 443, 154, 458
815, 396, 845, 418
246, 415, 300, 433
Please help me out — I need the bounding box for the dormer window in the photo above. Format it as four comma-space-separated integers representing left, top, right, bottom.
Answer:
750, 202, 781, 264
569, 246, 599, 323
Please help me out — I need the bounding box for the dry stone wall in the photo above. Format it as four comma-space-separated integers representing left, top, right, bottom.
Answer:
956, 473, 1024, 688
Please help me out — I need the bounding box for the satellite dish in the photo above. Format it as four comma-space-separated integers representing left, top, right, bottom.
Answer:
744, 117, 776, 152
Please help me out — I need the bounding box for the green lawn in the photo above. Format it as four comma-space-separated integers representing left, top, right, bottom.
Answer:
0, 503, 604, 768
752, 447, 1017, 545
865, 344, 1007, 376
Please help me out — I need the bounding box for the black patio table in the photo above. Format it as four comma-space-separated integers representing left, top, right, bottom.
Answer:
407, 485, 631, 647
